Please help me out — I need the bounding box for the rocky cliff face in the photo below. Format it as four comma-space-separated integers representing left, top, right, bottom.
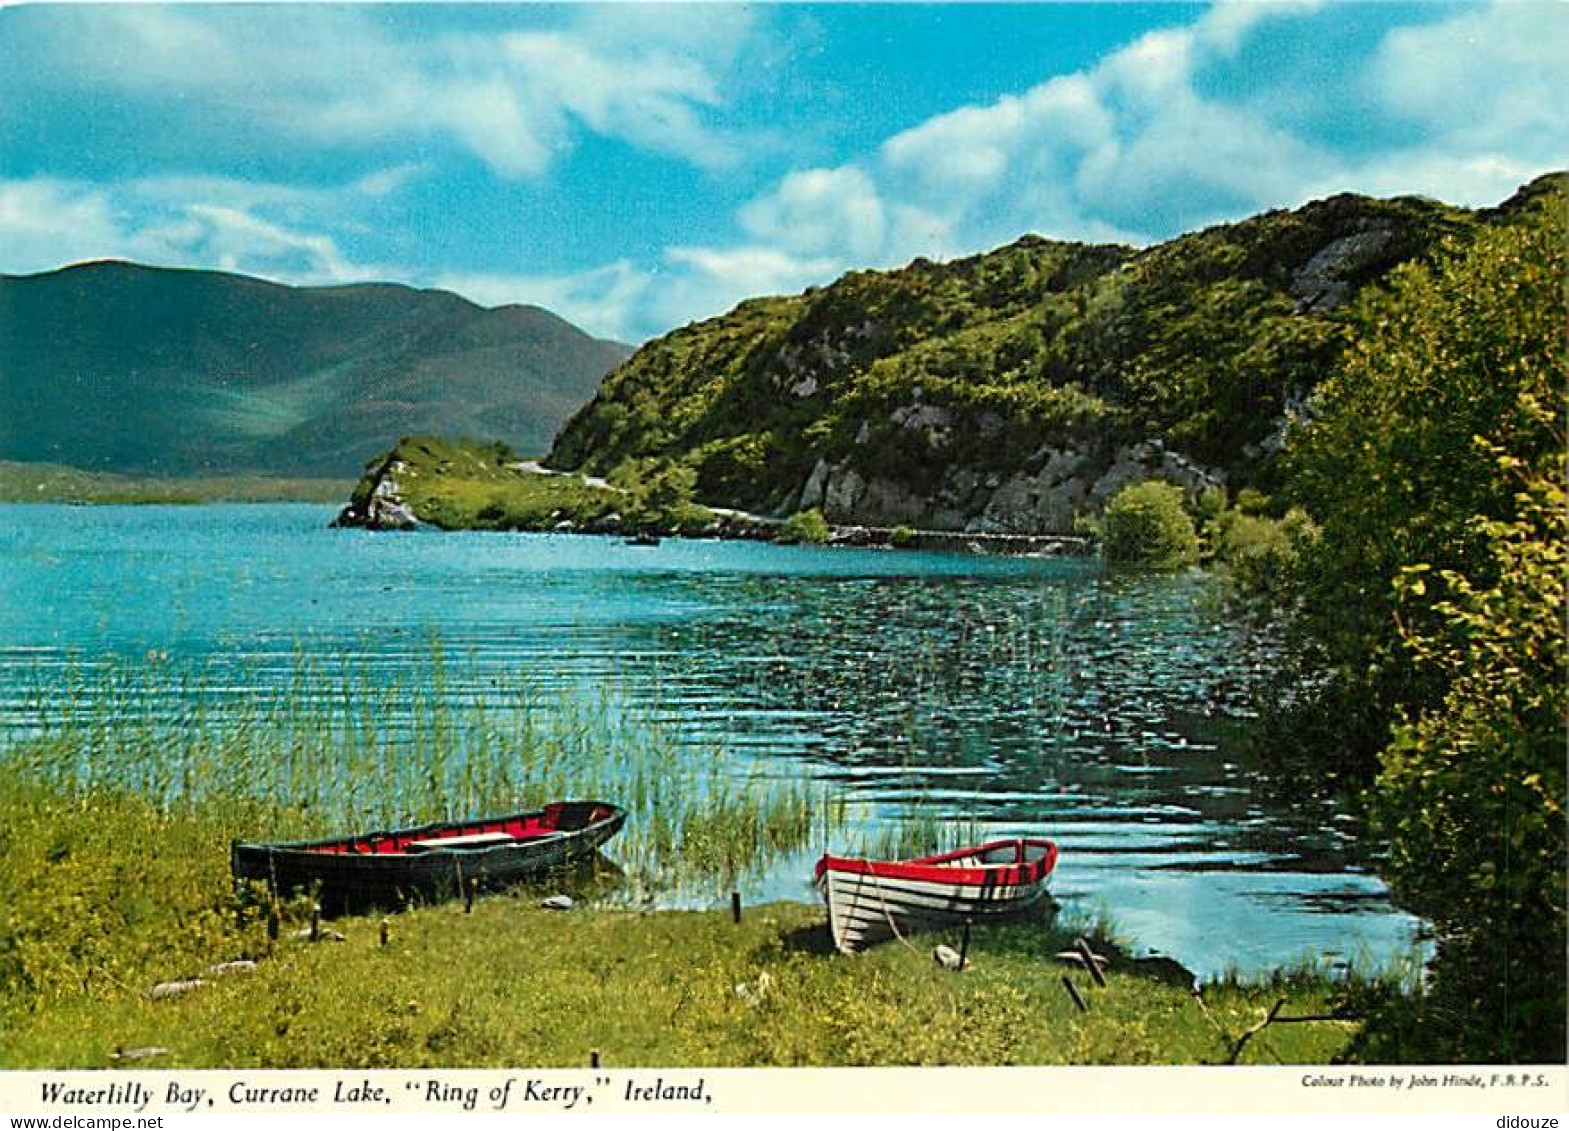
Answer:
548, 184, 1503, 534
791, 438, 1223, 534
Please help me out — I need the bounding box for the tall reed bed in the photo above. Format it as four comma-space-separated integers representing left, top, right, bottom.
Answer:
2, 644, 842, 898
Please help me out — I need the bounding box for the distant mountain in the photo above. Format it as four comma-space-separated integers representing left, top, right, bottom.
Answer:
548, 179, 1562, 532
0, 262, 632, 476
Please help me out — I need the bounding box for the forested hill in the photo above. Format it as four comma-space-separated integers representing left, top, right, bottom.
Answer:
548, 178, 1555, 533
0, 262, 631, 477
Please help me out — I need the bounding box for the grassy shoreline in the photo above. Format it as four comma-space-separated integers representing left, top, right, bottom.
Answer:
0, 767, 1398, 1069
0, 646, 1421, 1068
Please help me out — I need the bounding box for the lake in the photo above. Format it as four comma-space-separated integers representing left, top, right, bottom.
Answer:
0, 503, 1427, 978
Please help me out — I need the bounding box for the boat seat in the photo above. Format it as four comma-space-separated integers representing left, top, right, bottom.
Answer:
405, 831, 517, 852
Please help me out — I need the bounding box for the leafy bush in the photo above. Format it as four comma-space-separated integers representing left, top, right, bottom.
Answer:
547, 187, 1484, 516
776, 508, 830, 545
624, 463, 698, 531
1374, 425, 1566, 1061
1207, 506, 1318, 598
1279, 179, 1566, 1059
889, 525, 918, 549
1283, 190, 1564, 777
1099, 481, 1199, 569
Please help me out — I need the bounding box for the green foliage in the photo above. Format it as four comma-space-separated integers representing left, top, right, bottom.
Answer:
0, 775, 1379, 1069
1279, 179, 1566, 788
1205, 505, 1319, 599
1274, 176, 1567, 1059
0, 462, 352, 504
1374, 431, 1567, 1061
1099, 481, 1199, 570
548, 188, 1485, 519
624, 462, 699, 531
776, 507, 830, 545
2, 647, 834, 919
889, 525, 919, 549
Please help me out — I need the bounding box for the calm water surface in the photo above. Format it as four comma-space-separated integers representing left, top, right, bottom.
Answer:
0, 504, 1427, 978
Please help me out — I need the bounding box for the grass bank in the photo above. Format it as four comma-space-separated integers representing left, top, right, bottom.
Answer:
1, 649, 1423, 1067
0, 768, 1401, 1069
5, 650, 837, 900
337, 437, 728, 535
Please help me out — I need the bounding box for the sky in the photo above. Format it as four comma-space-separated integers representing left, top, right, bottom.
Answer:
1, 1, 1564, 344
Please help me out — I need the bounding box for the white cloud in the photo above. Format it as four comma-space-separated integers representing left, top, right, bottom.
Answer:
432, 242, 844, 344
739, 167, 887, 261
665, 244, 838, 298
6, 2, 1559, 349
434, 262, 651, 343
601, 0, 1560, 342
0, 176, 375, 285
1368, 1, 1568, 196
0, 180, 125, 273
9, 6, 752, 180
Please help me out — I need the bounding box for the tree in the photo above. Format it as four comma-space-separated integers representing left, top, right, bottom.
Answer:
1280, 186, 1565, 788
1280, 178, 1566, 1058
776, 507, 830, 545
625, 463, 697, 531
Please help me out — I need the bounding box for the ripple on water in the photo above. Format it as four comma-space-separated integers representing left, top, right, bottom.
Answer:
0, 505, 1431, 977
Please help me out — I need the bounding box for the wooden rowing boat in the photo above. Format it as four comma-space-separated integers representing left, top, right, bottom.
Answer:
232, 801, 626, 914
813, 837, 1059, 954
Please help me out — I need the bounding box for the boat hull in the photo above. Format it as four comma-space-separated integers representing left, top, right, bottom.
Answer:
232, 801, 625, 915
814, 838, 1057, 954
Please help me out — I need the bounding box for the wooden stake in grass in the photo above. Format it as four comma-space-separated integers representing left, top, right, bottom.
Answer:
309, 902, 321, 943
958, 918, 972, 971
1075, 938, 1108, 989
731, 891, 742, 924
590, 1049, 601, 1068
1061, 975, 1089, 1013
466, 877, 477, 914
379, 918, 390, 947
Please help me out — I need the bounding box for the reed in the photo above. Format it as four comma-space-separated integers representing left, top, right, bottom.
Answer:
1, 645, 843, 898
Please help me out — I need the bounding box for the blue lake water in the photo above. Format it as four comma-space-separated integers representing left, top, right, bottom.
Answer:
0, 503, 1428, 978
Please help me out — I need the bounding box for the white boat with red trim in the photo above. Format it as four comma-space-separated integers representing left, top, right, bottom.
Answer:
813, 837, 1059, 954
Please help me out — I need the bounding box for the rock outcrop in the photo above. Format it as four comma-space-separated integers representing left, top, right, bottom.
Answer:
331, 454, 420, 530
795, 439, 1223, 535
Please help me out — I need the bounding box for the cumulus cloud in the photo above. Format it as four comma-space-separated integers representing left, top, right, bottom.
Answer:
662, 0, 1562, 340
3, 5, 751, 179
739, 167, 887, 260
1368, 1, 1567, 190
0, 180, 126, 273
4, 2, 1559, 347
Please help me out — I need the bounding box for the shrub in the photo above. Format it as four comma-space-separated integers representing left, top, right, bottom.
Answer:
889, 525, 918, 549
1099, 481, 1199, 569
1207, 506, 1319, 597
776, 508, 830, 545
1279, 183, 1566, 1058
625, 463, 698, 530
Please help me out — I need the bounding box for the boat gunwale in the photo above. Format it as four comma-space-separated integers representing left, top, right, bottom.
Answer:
230, 800, 625, 860
813, 836, 1059, 888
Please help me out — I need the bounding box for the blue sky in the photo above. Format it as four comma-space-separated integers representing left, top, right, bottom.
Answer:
1, 2, 1563, 343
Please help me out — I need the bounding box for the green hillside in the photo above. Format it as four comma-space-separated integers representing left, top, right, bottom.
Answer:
548, 185, 1502, 531
0, 262, 631, 477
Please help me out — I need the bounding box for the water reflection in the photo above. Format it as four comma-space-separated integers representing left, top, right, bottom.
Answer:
0, 504, 1427, 977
